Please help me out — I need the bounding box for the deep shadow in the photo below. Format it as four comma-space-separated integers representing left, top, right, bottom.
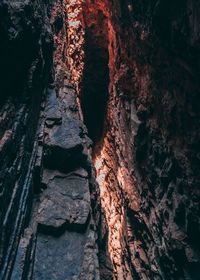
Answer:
80, 25, 109, 146
80, 11, 113, 278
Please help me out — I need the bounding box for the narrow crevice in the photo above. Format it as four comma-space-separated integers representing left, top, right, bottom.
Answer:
80, 10, 109, 147
80, 44, 109, 146
79, 7, 115, 279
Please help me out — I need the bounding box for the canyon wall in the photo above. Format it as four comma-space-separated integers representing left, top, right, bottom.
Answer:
82, 0, 200, 279
0, 1, 100, 279
0, 1, 53, 278
0, 0, 200, 280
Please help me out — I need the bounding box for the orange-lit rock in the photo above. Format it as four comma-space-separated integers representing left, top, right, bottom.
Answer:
73, 0, 200, 279
1, 0, 200, 279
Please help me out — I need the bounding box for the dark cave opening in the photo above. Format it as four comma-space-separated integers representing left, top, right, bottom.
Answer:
80, 11, 109, 147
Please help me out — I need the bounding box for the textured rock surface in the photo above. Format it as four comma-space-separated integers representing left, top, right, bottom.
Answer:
37, 172, 90, 231
0, 0, 200, 280
0, 1, 52, 279
79, 0, 200, 279
0, 1, 100, 279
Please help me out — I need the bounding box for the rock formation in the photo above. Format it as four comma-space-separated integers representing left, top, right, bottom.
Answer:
0, 0, 199, 280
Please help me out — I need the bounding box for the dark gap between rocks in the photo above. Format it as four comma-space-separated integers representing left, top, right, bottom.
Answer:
80, 17, 109, 148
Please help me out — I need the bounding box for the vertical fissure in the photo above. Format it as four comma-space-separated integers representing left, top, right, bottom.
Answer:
80, 32, 109, 146
78, 3, 137, 279
79, 5, 114, 278
80, 9, 109, 147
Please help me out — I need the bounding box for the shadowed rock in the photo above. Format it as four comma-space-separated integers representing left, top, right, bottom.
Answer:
11, 229, 35, 280
37, 173, 91, 234
45, 88, 62, 127
34, 231, 86, 280
44, 118, 86, 171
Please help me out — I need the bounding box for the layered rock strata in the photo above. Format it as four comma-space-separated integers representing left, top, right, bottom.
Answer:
0, 1, 100, 279
0, 1, 52, 278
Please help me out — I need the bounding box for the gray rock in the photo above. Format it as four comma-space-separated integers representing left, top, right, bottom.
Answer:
11, 229, 35, 280
37, 174, 91, 233
33, 231, 87, 280
45, 88, 62, 126
44, 118, 85, 171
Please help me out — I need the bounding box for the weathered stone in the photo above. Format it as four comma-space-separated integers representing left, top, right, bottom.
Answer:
79, 228, 100, 280
37, 174, 90, 232
44, 118, 86, 171
1, 0, 200, 280
33, 231, 87, 280
45, 88, 62, 126
41, 168, 88, 187
11, 229, 35, 280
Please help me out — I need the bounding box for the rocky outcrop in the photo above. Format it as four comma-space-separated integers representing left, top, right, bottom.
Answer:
0, 1, 100, 279
32, 76, 99, 280
0, 1, 53, 278
0, 0, 200, 280
79, 0, 200, 279
10, 76, 100, 278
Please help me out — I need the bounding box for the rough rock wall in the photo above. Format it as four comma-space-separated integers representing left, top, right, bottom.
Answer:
82, 0, 200, 279
0, 1, 53, 278
0, 1, 100, 279
0, 0, 200, 280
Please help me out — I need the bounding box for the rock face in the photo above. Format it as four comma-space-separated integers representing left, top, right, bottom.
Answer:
0, 1, 53, 278
0, 1, 100, 279
0, 0, 200, 280
37, 170, 90, 231
79, 0, 200, 279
